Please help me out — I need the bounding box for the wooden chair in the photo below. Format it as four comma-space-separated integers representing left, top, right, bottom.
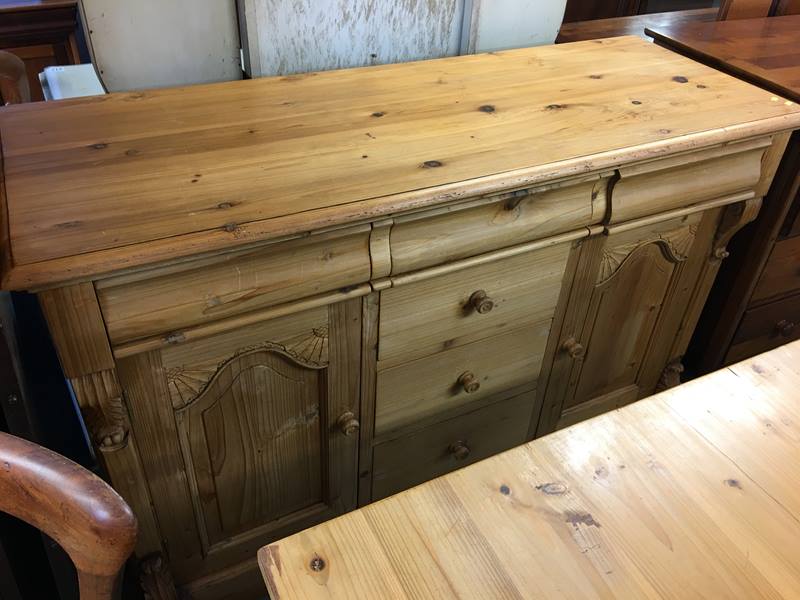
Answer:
0, 50, 30, 105
718, 0, 800, 19
0, 431, 137, 599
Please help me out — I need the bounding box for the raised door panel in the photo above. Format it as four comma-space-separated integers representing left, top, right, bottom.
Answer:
571, 242, 676, 404
557, 215, 702, 424
118, 300, 361, 582
176, 349, 326, 548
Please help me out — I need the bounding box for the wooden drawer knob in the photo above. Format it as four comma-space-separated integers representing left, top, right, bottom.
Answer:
561, 337, 585, 359
469, 290, 495, 314
457, 371, 480, 394
449, 441, 471, 460
336, 412, 360, 436
776, 320, 796, 338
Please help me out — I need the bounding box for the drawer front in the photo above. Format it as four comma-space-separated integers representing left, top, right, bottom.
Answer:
390, 178, 600, 274
376, 323, 549, 436
379, 241, 571, 366
727, 292, 800, 364
97, 227, 371, 344
371, 390, 535, 501
609, 140, 768, 224
751, 236, 800, 303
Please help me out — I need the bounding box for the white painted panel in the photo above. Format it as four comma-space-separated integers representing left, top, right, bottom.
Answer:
465, 0, 567, 53
241, 0, 464, 77
80, 0, 242, 92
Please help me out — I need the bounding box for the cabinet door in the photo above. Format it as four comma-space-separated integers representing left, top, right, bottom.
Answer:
116, 299, 361, 583
545, 213, 709, 429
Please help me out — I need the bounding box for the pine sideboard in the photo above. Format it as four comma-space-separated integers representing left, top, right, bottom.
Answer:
1, 36, 799, 598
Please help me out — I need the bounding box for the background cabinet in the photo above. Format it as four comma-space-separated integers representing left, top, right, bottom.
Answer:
0, 0, 81, 101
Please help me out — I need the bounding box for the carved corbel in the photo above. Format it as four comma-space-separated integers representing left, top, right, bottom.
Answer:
710, 197, 762, 263
70, 369, 130, 451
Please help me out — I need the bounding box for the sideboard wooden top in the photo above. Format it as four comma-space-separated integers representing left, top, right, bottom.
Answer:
2, 35, 800, 289
259, 340, 800, 599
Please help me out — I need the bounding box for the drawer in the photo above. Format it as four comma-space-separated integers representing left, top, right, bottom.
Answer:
376, 322, 549, 436
97, 227, 371, 344
390, 178, 601, 274
727, 292, 800, 364
609, 138, 768, 224
379, 241, 571, 366
751, 236, 800, 304
371, 390, 535, 501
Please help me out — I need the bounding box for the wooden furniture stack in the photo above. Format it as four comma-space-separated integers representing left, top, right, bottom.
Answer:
646, 16, 800, 372
1, 37, 799, 598
0, 0, 80, 102
258, 340, 800, 599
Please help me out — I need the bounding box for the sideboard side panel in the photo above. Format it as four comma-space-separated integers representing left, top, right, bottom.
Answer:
38, 284, 164, 557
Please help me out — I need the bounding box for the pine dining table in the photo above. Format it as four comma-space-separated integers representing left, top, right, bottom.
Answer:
258, 339, 800, 598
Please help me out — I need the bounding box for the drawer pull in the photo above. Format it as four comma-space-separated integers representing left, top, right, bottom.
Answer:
561, 337, 585, 359
457, 371, 481, 394
776, 320, 796, 338
469, 290, 495, 314
336, 412, 360, 436
449, 441, 471, 460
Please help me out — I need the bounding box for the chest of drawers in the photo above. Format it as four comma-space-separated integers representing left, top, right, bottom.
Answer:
2, 36, 799, 599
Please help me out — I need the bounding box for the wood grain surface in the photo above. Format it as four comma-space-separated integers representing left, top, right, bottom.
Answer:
2, 35, 800, 289
259, 340, 800, 599
647, 14, 800, 103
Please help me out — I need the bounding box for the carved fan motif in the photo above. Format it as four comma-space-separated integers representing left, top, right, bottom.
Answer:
597, 225, 697, 285
166, 327, 329, 409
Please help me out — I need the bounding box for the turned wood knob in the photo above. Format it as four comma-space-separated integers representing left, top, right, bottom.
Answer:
449, 441, 470, 460
713, 247, 730, 260
469, 290, 494, 314
776, 320, 796, 338
457, 371, 480, 394
561, 337, 585, 359
336, 412, 360, 436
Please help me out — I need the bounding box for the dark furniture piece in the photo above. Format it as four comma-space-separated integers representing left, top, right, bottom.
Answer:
0, 431, 137, 599
557, 8, 718, 43
562, 0, 716, 23
0, 0, 80, 101
647, 16, 800, 372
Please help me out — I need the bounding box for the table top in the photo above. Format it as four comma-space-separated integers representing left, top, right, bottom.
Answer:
259, 340, 800, 598
1, 36, 799, 290
647, 15, 800, 104
556, 8, 718, 44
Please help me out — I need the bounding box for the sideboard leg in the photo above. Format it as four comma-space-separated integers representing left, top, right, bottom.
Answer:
656, 360, 685, 392
140, 553, 178, 600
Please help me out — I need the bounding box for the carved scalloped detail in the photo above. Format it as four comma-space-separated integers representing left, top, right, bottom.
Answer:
597, 225, 697, 285
70, 370, 130, 450
166, 327, 328, 409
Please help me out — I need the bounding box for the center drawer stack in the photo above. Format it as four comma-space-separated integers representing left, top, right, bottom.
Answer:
366, 176, 606, 500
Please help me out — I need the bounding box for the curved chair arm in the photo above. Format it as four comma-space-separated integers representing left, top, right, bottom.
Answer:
0, 51, 30, 104
0, 431, 137, 599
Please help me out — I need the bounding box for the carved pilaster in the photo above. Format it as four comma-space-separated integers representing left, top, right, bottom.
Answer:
140, 554, 178, 600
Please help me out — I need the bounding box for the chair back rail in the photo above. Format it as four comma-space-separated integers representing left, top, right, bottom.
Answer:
0, 432, 137, 600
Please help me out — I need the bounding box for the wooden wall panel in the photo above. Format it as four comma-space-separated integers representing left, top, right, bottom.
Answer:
239, 0, 464, 77
79, 0, 242, 91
